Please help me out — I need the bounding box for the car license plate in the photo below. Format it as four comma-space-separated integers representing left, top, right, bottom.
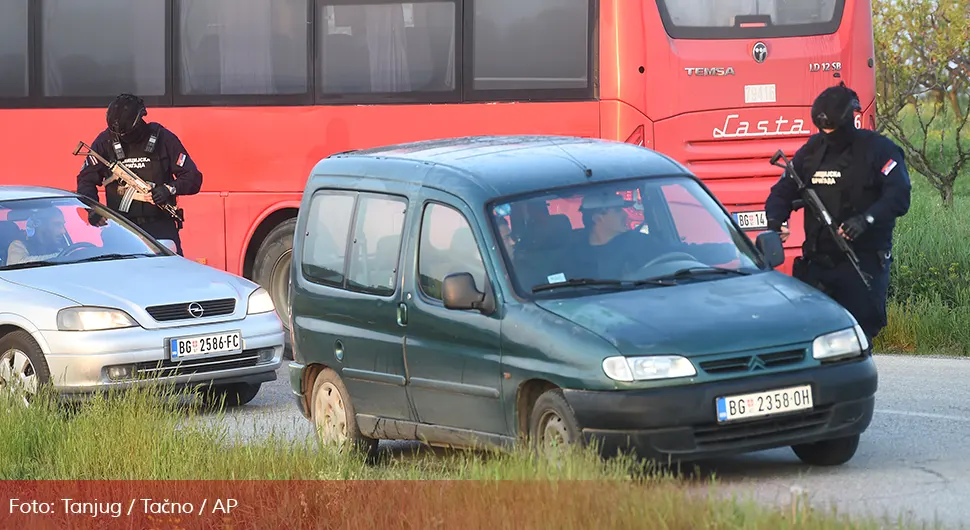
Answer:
168, 331, 242, 361
733, 210, 769, 230
716, 384, 813, 423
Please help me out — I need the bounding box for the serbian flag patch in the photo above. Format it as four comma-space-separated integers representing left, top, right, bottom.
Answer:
176, 153, 187, 167
881, 158, 897, 176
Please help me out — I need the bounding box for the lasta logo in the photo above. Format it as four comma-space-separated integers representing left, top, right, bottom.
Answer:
713, 114, 811, 139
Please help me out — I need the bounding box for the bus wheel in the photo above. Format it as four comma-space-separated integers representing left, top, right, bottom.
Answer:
253, 218, 296, 359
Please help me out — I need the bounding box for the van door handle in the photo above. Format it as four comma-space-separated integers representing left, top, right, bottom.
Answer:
396, 303, 408, 326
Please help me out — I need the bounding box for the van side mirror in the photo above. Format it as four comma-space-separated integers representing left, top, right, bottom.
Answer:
755, 231, 785, 269
442, 272, 494, 314
158, 239, 178, 253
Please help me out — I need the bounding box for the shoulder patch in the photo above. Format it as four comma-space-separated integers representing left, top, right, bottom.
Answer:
176, 153, 187, 167
881, 158, 897, 176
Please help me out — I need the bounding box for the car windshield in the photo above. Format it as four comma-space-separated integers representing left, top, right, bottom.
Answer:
0, 195, 167, 270
489, 176, 765, 298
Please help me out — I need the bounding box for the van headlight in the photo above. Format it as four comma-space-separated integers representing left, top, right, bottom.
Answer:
602, 355, 696, 382
57, 307, 137, 331
247, 287, 276, 315
812, 325, 868, 361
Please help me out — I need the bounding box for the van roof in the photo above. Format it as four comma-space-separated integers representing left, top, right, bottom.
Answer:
310, 135, 691, 201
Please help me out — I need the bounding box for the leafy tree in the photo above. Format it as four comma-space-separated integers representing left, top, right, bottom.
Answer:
873, 0, 970, 207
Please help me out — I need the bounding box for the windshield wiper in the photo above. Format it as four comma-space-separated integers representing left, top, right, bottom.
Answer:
644, 266, 752, 283
69, 253, 155, 264
532, 277, 673, 293
1, 260, 59, 270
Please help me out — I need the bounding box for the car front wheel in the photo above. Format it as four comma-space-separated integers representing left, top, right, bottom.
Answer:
200, 382, 261, 409
528, 388, 583, 459
0, 330, 50, 406
791, 433, 860, 466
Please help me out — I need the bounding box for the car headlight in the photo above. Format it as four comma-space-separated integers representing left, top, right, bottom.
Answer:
602, 355, 696, 382
247, 287, 275, 315
56, 307, 137, 331
812, 325, 868, 361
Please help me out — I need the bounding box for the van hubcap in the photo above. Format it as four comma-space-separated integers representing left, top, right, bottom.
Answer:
314, 382, 348, 445
0, 349, 37, 406
537, 410, 569, 456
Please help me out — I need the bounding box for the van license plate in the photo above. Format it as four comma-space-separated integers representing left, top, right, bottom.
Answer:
169, 331, 243, 361
716, 384, 813, 423
733, 210, 769, 231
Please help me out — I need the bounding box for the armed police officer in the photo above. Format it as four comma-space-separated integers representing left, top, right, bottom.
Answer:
76, 93, 202, 255
764, 83, 911, 344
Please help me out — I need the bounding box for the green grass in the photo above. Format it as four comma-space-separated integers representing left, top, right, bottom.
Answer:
0, 386, 939, 529
871, 100, 970, 355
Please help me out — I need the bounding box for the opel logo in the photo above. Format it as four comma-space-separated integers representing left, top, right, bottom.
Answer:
188, 302, 205, 318
747, 356, 766, 371
752, 42, 768, 63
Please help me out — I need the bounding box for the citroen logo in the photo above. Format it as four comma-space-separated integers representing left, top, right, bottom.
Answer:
752, 42, 768, 63
187, 302, 205, 318
747, 356, 766, 371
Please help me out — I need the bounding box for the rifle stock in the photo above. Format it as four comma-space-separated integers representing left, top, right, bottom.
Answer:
769, 149, 871, 289
73, 141, 184, 223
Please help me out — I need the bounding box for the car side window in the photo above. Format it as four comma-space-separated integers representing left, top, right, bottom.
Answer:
301, 190, 355, 287
345, 194, 408, 296
418, 202, 487, 301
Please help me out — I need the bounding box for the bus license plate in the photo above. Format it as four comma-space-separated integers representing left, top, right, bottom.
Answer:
716, 384, 813, 423
169, 331, 242, 361
733, 210, 769, 231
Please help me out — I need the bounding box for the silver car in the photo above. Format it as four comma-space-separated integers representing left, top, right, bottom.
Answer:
0, 186, 285, 406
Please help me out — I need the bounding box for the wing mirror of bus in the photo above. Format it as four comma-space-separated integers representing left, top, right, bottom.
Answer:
755, 231, 785, 269
442, 272, 495, 315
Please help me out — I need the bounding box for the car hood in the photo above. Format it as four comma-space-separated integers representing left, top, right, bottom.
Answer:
533, 272, 854, 356
0, 256, 258, 327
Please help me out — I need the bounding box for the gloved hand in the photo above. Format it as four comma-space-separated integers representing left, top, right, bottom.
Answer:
151, 183, 173, 205
767, 218, 789, 242
840, 214, 870, 240
88, 210, 106, 227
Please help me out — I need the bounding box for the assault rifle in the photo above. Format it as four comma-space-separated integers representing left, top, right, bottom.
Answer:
72, 141, 184, 224
769, 149, 871, 289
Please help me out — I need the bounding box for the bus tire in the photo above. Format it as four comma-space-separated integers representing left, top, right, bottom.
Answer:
253, 217, 296, 360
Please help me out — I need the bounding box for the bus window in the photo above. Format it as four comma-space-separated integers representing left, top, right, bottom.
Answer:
41, 0, 166, 97
657, 0, 844, 38
0, 1, 27, 98
315, 2, 457, 95
472, 0, 589, 91
178, 0, 309, 96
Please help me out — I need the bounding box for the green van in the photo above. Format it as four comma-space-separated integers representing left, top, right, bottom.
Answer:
287, 135, 877, 466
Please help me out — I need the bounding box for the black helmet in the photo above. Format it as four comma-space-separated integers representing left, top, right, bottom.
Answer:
811, 82, 861, 130
106, 93, 147, 137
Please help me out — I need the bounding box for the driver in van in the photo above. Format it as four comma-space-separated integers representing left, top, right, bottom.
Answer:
5, 207, 69, 266
571, 191, 659, 278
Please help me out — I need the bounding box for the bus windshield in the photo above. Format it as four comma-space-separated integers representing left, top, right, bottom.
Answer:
656, 0, 845, 38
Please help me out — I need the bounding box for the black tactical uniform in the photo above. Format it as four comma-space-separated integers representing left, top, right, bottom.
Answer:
76, 93, 202, 256
764, 83, 911, 342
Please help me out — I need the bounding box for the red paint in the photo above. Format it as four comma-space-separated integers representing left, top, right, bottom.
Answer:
0, 0, 874, 280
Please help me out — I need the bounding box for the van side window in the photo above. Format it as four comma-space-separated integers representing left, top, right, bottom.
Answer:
346, 194, 408, 296
301, 190, 355, 287
418, 203, 487, 301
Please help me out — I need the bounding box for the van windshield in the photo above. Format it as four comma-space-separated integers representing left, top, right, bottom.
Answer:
489, 176, 765, 297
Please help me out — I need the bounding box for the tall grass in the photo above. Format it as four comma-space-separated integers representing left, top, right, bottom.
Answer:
0, 386, 935, 529
874, 104, 970, 355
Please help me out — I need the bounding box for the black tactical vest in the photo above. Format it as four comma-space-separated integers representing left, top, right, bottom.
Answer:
800, 130, 882, 255
105, 124, 173, 222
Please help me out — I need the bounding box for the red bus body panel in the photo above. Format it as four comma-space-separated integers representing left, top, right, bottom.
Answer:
0, 0, 874, 280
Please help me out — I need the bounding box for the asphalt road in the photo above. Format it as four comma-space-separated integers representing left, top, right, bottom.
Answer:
209, 354, 970, 529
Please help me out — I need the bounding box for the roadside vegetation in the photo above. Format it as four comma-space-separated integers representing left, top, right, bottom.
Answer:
0, 386, 941, 529
868, 0, 969, 355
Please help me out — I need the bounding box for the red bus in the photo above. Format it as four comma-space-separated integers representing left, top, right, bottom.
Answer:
0, 0, 875, 338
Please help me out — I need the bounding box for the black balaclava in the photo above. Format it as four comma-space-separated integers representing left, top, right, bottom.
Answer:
106, 93, 149, 144
810, 82, 861, 150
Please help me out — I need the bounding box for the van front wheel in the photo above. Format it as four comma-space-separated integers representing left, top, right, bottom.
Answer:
791, 433, 860, 466
529, 389, 583, 458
